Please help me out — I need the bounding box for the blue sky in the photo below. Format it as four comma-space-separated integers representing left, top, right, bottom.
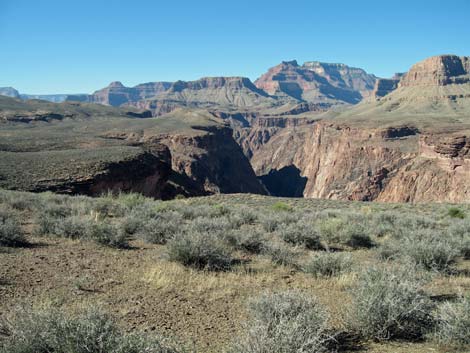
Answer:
1, 0, 470, 94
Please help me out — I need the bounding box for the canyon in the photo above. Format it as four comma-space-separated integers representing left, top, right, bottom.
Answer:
1, 55, 470, 202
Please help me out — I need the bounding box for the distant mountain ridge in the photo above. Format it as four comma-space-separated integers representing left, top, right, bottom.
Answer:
0, 87, 20, 98
68, 81, 173, 106
61, 60, 382, 115
0, 87, 82, 103
3, 54, 470, 203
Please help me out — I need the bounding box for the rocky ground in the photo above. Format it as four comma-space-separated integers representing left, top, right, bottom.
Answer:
1, 190, 470, 352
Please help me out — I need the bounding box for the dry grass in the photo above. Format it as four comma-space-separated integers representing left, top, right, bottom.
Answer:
1, 190, 470, 352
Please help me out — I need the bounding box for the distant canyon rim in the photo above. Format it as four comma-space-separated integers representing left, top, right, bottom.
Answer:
1, 54, 470, 203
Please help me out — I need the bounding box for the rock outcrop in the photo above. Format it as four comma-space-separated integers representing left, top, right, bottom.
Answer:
103, 109, 267, 197
0, 145, 172, 198
254, 60, 377, 105
372, 74, 403, 98
400, 55, 470, 87
240, 55, 470, 203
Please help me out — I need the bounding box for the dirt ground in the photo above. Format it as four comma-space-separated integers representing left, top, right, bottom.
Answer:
2, 234, 468, 353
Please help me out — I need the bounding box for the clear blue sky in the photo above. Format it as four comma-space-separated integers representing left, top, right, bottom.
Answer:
1, 0, 469, 94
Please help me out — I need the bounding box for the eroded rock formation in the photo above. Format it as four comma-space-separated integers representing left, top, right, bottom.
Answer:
254, 60, 377, 105
241, 55, 470, 203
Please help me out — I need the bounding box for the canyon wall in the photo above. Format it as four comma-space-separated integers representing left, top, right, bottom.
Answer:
242, 120, 470, 203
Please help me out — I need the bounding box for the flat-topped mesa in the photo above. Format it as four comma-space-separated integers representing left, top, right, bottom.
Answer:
399, 55, 470, 87
169, 77, 263, 92
255, 59, 376, 104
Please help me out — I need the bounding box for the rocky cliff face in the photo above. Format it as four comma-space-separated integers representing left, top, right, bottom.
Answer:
103, 110, 267, 197
239, 55, 470, 203
0, 145, 172, 198
372, 74, 403, 98
400, 55, 470, 87
157, 125, 267, 196
254, 60, 377, 105
245, 119, 470, 202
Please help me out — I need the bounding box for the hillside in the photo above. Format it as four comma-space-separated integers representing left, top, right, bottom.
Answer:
0, 96, 265, 197
333, 55, 470, 130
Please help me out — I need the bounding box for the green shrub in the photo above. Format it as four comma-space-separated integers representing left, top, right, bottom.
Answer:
137, 219, 177, 245
371, 212, 398, 238
390, 215, 439, 239
261, 214, 280, 232
460, 238, 470, 260
8, 197, 32, 211
348, 262, 435, 341
405, 235, 459, 272
167, 232, 233, 271
114, 192, 148, 209
175, 204, 227, 220
448, 219, 470, 238
0, 208, 27, 247
433, 296, 470, 348
54, 216, 90, 240
448, 207, 466, 219
448, 220, 470, 259
120, 216, 141, 236
226, 230, 267, 254
376, 241, 401, 261
278, 222, 323, 250
92, 197, 125, 218
316, 217, 345, 244
271, 202, 292, 212
0, 306, 186, 353
36, 203, 72, 236
191, 216, 232, 233
212, 204, 230, 217
265, 243, 299, 267
340, 223, 375, 249
316, 217, 374, 249
378, 231, 459, 272
230, 291, 333, 353
232, 207, 258, 225
303, 252, 353, 278
88, 222, 129, 248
